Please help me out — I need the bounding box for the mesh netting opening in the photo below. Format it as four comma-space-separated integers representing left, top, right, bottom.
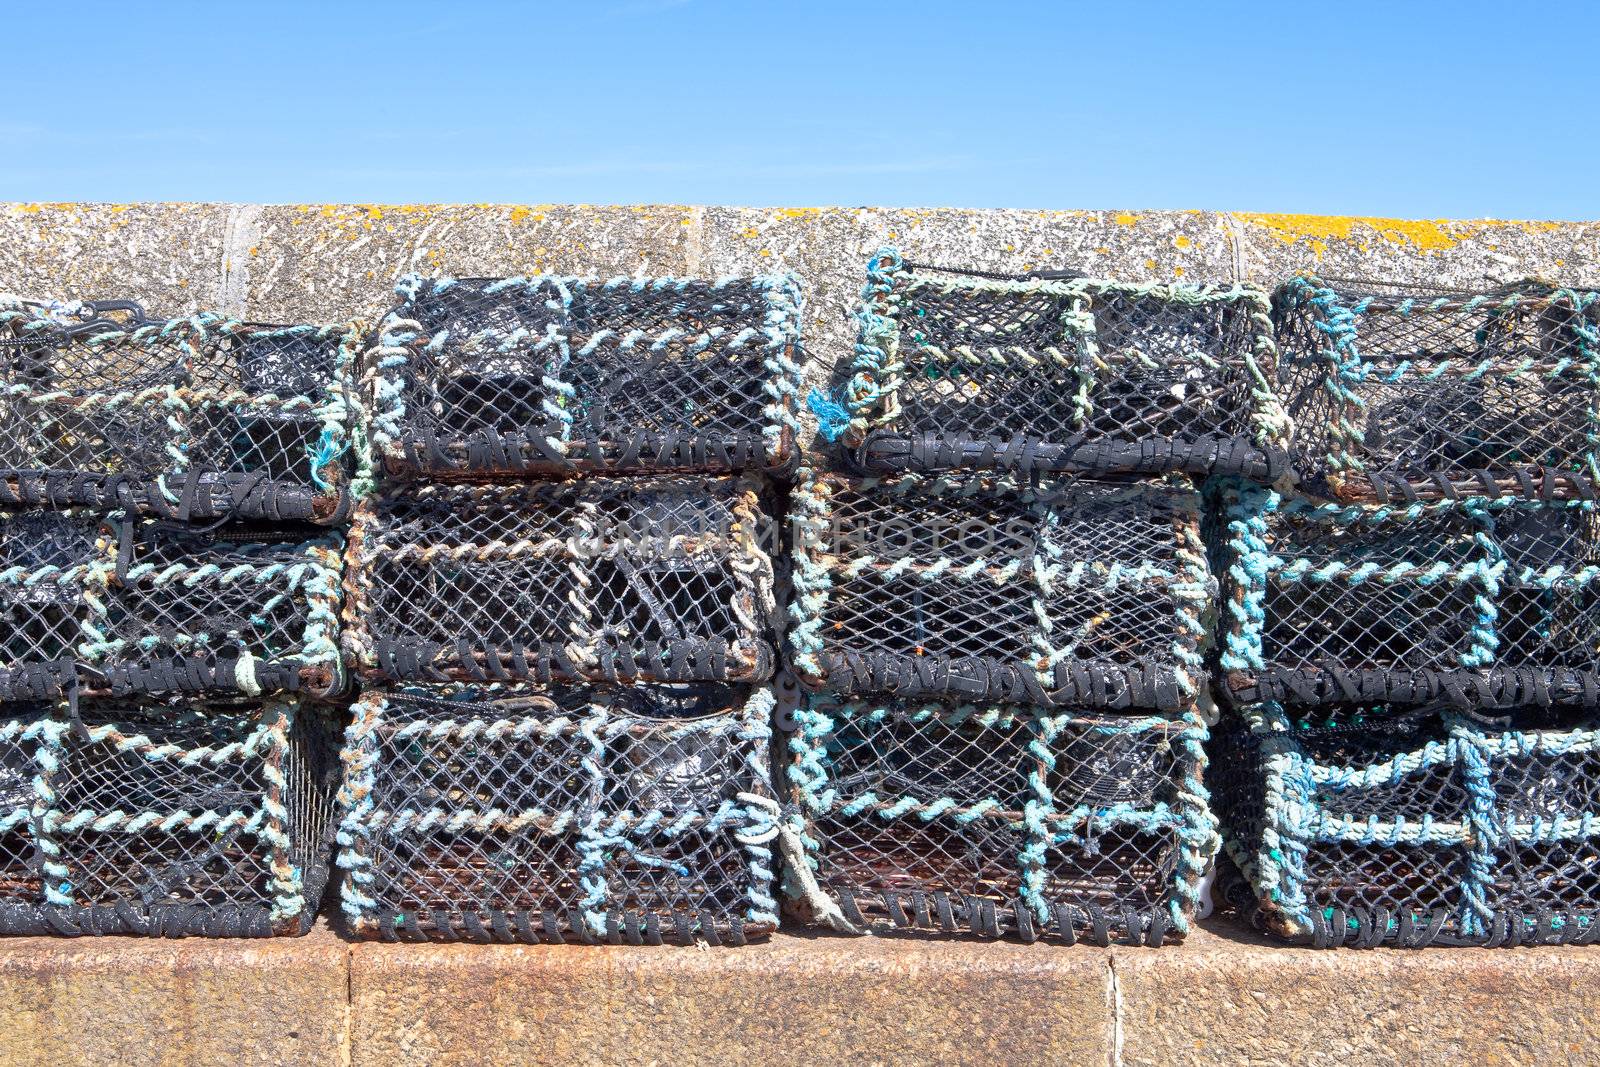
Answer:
839, 251, 1288, 480
337, 683, 778, 945
0, 299, 358, 522
1218, 487, 1600, 708
782, 694, 1213, 945
0, 696, 338, 937
1213, 702, 1600, 947
367, 274, 804, 478
347, 476, 777, 687
789, 469, 1212, 710
1274, 276, 1600, 503
0, 511, 99, 685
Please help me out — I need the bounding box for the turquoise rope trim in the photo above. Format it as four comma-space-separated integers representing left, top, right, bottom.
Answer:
1247, 701, 1600, 941
1, 699, 314, 922
1220, 481, 1600, 680
0, 298, 361, 500
783, 693, 1215, 938
335, 686, 781, 940
841, 247, 904, 444
364, 271, 805, 469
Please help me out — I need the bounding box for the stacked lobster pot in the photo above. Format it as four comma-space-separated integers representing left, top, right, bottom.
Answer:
782, 247, 1279, 944
0, 295, 356, 936
337, 272, 805, 945
1213, 275, 1600, 947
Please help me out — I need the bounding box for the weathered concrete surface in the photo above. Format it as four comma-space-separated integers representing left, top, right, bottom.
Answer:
239, 204, 697, 324
1230, 212, 1600, 290
0, 925, 349, 1067
1115, 924, 1600, 1067
347, 932, 1112, 1067
0, 921, 1598, 1065
0, 203, 234, 316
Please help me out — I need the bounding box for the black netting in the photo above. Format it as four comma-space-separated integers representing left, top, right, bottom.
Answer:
842, 254, 1287, 480
1275, 276, 1600, 503
337, 683, 778, 945
92, 520, 346, 697
783, 694, 1212, 945
0, 512, 344, 700
1219, 490, 1600, 708
0, 510, 99, 693
1213, 703, 1600, 948
348, 476, 777, 687
789, 470, 1211, 710
368, 274, 804, 478
0, 696, 340, 937
0, 299, 357, 523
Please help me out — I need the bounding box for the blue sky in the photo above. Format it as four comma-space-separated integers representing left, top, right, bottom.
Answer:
3, 1, 1596, 218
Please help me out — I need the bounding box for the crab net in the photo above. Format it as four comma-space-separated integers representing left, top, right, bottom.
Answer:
0, 297, 360, 522
336, 683, 779, 945
789, 469, 1213, 710
1275, 275, 1600, 503
0, 510, 344, 700
366, 273, 805, 479
1213, 700, 1600, 948
1216, 485, 1600, 709
0, 695, 339, 937
781, 693, 1215, 945
831, 249, 1288, 480
346, 475, 778, 687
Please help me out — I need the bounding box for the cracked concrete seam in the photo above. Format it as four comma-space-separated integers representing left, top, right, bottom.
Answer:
218, 203, 263, 318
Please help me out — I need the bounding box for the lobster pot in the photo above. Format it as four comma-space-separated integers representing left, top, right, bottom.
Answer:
0, 696, 339, 937
336, 683, 779, 945
782, 693, 1215, 945
365, 273, 805, 478
1274, 276, 1600, 502
1213, 701, 1600, 948
0, 510, 344, 700
345, 475, 778, 687
0, 297, 360, 522
835, 248, 1288, 480
1215, 484, 1600, 709
789, 469, 1213, 710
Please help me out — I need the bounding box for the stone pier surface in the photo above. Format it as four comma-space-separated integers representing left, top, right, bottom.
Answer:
0, 922, 1597, 1066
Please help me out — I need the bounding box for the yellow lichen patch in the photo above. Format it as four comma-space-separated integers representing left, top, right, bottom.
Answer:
1232, 213, 1569, 255
778, 208, 820, 219
1114, 212, 1139, 227
1144, 259, 1157, 271
740, 227, 759, 239
1173, 235, 1191, 249
1173, 266, 1185, 276
508, 207, 540, 225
